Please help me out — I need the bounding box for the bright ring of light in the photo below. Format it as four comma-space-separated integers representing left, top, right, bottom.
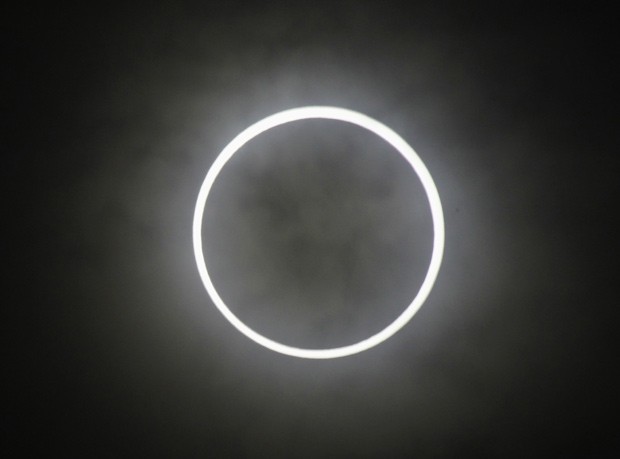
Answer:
193, 106, 444, 359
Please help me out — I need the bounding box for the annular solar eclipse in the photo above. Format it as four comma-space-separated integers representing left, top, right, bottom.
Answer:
193, 106, 445, 359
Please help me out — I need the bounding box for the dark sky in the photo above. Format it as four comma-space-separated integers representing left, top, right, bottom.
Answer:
5, 2, 618, 457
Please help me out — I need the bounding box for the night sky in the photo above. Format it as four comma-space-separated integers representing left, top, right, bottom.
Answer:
6, 2, 618, 456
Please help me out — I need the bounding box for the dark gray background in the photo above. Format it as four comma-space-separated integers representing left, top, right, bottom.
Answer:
5, 2, 617, 456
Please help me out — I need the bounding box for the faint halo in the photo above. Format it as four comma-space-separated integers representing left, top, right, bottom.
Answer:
193, 106, 445, 359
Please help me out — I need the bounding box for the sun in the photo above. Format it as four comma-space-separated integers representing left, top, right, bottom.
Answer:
193, 106, 444, 359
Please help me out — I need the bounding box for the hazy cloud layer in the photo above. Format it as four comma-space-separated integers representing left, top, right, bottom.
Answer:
7, 2, 617, 456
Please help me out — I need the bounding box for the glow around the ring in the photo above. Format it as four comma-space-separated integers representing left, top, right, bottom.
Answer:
193, 106, 444, 359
